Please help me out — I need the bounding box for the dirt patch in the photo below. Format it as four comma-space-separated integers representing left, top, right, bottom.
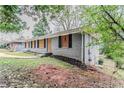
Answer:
32, 64, 87, 87
1, 63, 124, 88
32, 64, 124, 88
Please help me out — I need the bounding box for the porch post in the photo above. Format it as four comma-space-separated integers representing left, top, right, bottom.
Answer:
36, 40, 37, 48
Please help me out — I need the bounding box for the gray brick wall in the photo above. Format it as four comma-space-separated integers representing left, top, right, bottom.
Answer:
51, 33, 82, 61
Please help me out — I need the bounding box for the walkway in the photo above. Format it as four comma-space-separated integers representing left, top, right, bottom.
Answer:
0, 53, 38, 59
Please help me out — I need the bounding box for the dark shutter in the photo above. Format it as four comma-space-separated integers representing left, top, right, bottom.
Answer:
34, 41, 36, 48
37, 40, 39, 48
58, 36, 61, 48
83, 32, 85, 62
69, 34, 72, 48
44, 39, 46, 48
25, 42, 26, 48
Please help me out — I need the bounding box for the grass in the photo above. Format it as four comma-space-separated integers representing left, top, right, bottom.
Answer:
0, 49, 74, 69
100, 58, 124, 80
0, 49, 124, 87
0, 57, 74, 69
0, 49, 75, 87
114, 69, 124, 80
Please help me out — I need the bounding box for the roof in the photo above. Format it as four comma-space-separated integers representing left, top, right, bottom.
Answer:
28, 27, 98, 41
8, 27, 98, 43
33, 28, 81, 41
8, 40, 26, 43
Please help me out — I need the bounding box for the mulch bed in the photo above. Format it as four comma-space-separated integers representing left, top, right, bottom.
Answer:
51, 55, 87, 69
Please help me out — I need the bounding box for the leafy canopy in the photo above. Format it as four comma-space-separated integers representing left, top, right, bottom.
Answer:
32, 5, 64, 36
0, 5, 26, 32
82, 5, 124, 62
0, 5, 64, 33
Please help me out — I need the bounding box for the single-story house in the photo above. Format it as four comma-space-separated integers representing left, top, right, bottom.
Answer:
8, 40, 25, 51
8, 28, 99, 65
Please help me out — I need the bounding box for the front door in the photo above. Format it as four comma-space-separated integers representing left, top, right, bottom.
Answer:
47, 38, 52, 52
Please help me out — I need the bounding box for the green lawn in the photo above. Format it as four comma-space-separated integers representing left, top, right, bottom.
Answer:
0, 57, 74, 70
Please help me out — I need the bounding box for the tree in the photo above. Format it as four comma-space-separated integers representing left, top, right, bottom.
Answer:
32, 19, 47, 36
81, 5, 124, 66
0, 5, 26, 32
0, 5, 64, 33
31, 5, 64, 36
33, 5, 83, 35
49, 6, 83, 32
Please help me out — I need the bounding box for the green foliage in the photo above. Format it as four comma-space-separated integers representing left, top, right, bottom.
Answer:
32, 19, 47, 36
0, 5, 25, 32
0, 5, 64, 33
32, 5, 64, 36
34, 5, 64, 14
81, 5, 124, 65
98, 58, 104, 65
0, 44, 6, 48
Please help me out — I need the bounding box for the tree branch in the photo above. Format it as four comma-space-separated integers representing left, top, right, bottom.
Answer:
101, 5, 124, 32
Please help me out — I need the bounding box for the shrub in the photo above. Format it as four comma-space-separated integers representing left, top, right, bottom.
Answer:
98, 58, 104, 65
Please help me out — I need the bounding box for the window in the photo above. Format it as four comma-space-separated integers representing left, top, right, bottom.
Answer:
58, 34, 72, 48
32, 41, 34, 48
39, 39, 45, 48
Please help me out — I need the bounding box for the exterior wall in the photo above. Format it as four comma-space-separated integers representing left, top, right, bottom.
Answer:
16, 42, 25, 51
51, 33, 82, 61
24, 39, 48, 53
82, 34, 99, 65
9, 42, 25, 51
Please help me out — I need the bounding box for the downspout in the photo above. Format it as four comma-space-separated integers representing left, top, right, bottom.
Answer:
83, 32, 85, 63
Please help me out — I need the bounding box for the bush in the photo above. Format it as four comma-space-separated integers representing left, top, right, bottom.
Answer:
98, 58, 104, 65
114, 57, 124, 69
0, 44, 6, 48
